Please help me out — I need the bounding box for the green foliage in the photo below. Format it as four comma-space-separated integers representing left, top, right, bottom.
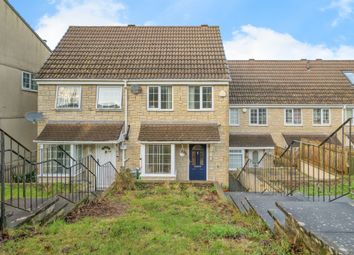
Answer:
0, 183, 302, 255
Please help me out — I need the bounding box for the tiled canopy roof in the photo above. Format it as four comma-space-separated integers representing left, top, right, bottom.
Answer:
36, 26, 229, 80
36, 122, 124, 142
282, 133, 341, 146
228, 60, 354, 104
138, 122, 220, 142
229, 133, 275, 147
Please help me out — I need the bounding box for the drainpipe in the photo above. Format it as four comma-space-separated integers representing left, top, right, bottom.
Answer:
122, 80, 128, 168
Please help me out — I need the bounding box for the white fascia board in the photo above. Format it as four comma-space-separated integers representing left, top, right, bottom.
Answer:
230, 104, 349, 108
139, 141, 221, 144
34, 140, 120, 144
35, 79, 230, 85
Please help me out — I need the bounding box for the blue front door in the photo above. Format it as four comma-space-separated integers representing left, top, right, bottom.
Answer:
189, 144, 207, 180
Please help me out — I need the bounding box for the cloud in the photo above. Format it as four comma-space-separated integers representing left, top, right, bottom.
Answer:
224, 24, 354, 60
325, 0, 354, 26
36, 0, 126, 49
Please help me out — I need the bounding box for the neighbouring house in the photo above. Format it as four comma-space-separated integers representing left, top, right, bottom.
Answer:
228, 60, 354, 170
0, 0, 51, 150
35, 25, 230, 186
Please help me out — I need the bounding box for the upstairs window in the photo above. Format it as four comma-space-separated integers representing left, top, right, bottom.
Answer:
97, 86, 122, 110
148, 86, 172, 110
229, 108, 240, 126
285, 108, 302, 125
313, 108, 330, 125
249, 108, 267, 125
188, 86, 213, 110
56, 86, 81, 109
22, 71, 37, 91
343, 71, 354, 85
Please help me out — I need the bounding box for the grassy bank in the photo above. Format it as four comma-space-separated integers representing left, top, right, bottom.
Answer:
0, 182, 304, 255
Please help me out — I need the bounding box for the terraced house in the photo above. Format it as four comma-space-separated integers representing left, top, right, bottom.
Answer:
34, 25, 230, 186
33, 25, 354, 187
228, 60, 354, 169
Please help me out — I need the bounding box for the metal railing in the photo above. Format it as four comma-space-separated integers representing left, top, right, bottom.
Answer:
236, 118, 353, 202
0, 128, 119, 233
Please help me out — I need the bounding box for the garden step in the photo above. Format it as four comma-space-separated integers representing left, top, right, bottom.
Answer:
226, 192, 250, 213
277, 201, 354, 255
267, 209, 286, 228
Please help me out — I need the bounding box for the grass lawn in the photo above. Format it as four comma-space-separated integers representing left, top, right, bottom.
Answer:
297, 176, 353, 200
0, 183, 305, 255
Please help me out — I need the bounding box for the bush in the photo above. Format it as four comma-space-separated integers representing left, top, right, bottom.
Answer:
12, 170, 36, 183
111, 167, 136, 193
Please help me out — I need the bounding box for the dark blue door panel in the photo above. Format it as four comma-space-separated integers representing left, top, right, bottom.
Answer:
189, 144, 206, 180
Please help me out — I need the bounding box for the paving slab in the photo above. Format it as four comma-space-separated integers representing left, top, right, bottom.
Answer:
277, 201, 354, 255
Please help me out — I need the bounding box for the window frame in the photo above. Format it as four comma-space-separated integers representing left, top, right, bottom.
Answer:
96, 86, 123, 111
39, 144, 83, 176
345, 107, 354, 124
147, 86, 173, 111
55, 86, 82, 110
229, 108, 240, 126
248, 108, 268, 126
284, 108, 303, 126
229, 148, 244, 170
312, 108, 331, 126
141, 144, 176, 177
21, 71, 38, 92
343, 71, 354, 85
187, 86, 214, 111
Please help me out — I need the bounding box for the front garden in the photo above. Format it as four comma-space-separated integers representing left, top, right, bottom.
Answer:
0, 182, 306, 255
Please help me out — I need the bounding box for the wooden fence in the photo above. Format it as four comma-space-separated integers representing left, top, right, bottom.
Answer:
275, 139, 351, 174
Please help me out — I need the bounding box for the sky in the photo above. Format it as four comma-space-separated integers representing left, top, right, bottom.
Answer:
8, 0, 354, 59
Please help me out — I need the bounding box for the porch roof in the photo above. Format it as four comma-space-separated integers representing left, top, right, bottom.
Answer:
138, 122, 220, 143
229, 133, 275, 148
282, 133, 341, 146
35, 121, 124, 143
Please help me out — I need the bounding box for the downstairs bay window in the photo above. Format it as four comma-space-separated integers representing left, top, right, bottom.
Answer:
40, 144, 83, 175
141, 144, 175, 176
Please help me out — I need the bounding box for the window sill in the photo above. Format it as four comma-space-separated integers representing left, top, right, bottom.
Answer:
229, 124, 240, 127
147, 109, 174, 112
141, 174, 176, 178
96, 109, 123, 112
248, 124, 268, 127
55, 109, 81, 112
312, 124, 331, 127
284, 124, 303, 127
22, 88, 38, 93
187, 109, 214, 112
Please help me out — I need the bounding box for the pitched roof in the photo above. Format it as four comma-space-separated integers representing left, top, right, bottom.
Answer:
36, 25, 229, 80
228, 60, 354, 105
36, 122, 124, 142
138, 122, 220, 142
229, 133, 275, 147
282, 133, 341, 146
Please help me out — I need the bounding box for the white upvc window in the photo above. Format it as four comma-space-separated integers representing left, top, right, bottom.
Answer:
285, 108, 302, 126
188, 86, 213, 110
313, 108, 330, 126
40, 144, 83, 176
96, 86, 122, 110
249, 108, 267, 125
56, 86, 81, 110
229, 108, 240, 126
22, 71, 38, 92
147, 86, 173, 111
141, 144, 175, 176
345, 108, 354, 124
229, 149, 244, 170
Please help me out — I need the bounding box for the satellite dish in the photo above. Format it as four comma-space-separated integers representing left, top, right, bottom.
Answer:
25, 112, 44, 123
131, 84, 142, 95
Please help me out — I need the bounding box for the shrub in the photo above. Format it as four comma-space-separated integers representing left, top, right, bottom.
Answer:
111, 167, 136, 193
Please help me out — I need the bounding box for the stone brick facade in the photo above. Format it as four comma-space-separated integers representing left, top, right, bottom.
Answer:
37, 84, 229, 186
230, 107, 344, 146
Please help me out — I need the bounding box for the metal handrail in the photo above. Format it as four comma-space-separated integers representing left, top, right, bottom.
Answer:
233, 159, 250, 181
